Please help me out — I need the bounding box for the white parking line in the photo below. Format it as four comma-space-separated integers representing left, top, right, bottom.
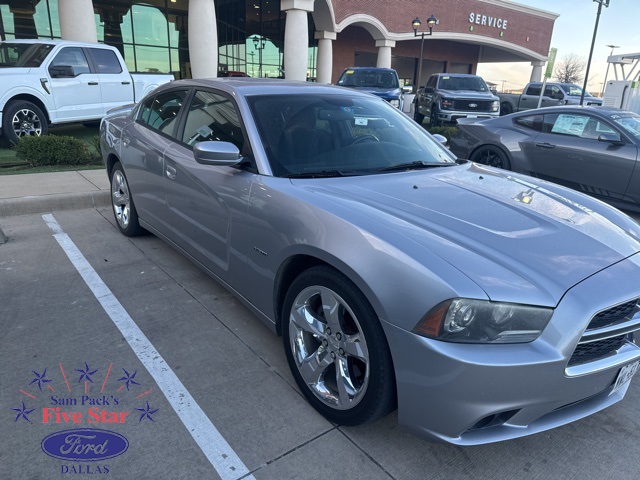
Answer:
42, 214, 255, 480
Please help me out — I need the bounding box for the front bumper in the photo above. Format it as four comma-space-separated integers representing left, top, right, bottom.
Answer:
439, 109, 499, 123
384, 254, 640, 445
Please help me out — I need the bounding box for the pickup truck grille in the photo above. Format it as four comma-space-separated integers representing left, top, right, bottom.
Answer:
452, 99, 494, 112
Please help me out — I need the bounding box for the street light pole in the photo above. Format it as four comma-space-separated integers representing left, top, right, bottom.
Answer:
600, 44, 620, 97
412, 15, 437, 91
581, 0, 610, 105
253, 35, 266, 78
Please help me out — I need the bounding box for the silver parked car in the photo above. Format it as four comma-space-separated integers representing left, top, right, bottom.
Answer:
101, 79, 640, 445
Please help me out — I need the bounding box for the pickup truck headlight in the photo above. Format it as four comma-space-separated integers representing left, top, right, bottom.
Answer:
412, 299, 553, 344
491, 100, 499, 112
441, 98, 454, 110
389, 99, 400, 108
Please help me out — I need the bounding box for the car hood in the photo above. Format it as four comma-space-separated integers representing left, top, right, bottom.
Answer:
293, 163, 640, 306
346, 86, 401, 98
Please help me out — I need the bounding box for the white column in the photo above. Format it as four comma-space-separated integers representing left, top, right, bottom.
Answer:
189, 0, 218, 78
281, 0, 315, 81
530, 61, 545, 82
315, 31, 336, 84
375, 40, 395, 69
59, 0, 97, 43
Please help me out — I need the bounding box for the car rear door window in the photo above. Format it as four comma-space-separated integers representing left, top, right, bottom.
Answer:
88, 48, 122, 74
180, 90, 245, 151
137, 90, 188, 135
514, 114, 542, 131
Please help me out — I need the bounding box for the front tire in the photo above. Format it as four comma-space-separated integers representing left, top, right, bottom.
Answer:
2, 100, 48, 145
413, 105, 425, 125
110, 161, 145, 236
430, 106, 441, 127
283, 266, 396, 426
500, 102, 513, 116
470, 146, 511, 170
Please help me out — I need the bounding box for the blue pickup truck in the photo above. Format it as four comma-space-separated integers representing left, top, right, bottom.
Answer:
336, 67, 404, 110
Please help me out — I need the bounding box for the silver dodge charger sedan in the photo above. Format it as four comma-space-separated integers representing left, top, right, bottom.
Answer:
100, 78, 640, 445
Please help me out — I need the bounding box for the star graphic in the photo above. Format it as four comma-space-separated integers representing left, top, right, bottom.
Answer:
117, 368, 140, 391
29, 368, 52, 391
136, 401, 159, 422
75, 362, 98, 383
12, 401, 35, 423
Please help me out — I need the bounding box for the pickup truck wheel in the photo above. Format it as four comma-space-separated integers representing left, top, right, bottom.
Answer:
500, 102, 513, 116
413, 107, 425, 125
110, 161, 145, 237
429, 106, 441, 127
2, 100, 48, 145
470, 146, 511, 170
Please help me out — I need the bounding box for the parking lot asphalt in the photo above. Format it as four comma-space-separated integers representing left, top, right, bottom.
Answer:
2, 171, 640, 479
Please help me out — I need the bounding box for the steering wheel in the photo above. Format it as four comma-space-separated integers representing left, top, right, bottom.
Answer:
352, 134, 379, 144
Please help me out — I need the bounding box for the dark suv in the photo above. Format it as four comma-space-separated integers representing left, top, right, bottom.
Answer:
336, 67, 404, 110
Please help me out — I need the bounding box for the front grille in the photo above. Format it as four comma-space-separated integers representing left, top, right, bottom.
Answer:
452, 99, 494, 112
588, 298, 639, 330
568, 335, 626, 366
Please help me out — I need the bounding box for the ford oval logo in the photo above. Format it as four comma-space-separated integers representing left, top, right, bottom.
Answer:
469, 103, 478, 108
41, 428, 129, 462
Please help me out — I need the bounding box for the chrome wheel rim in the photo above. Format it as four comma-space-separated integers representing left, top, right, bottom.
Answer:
289, 285, 370, 410
12, 108, 43, 138
111, 170, 131, 229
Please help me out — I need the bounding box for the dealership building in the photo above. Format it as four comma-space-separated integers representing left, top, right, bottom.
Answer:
0, 0, 557, 86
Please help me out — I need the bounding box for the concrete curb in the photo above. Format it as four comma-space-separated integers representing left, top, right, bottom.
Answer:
0, 190, 110, 217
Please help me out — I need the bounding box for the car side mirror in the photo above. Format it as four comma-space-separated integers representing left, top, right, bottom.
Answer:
193, 141, 241, 165
432, 133, 448, 145
49, 65, 76, 78
598, 132, 624, 146
402, 85, 413, 94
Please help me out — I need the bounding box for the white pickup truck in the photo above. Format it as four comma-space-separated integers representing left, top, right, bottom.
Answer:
0, 39, 173, 145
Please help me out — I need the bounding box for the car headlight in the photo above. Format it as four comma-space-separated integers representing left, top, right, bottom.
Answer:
441, 98, 454, 110
389, 99, 400, 108
491, 100, 499, 112
412, 299, 553, 344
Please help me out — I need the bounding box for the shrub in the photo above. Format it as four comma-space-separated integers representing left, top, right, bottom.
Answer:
15, 135, 91, 166
426, 126, 458, 142
90, 135, 102, 163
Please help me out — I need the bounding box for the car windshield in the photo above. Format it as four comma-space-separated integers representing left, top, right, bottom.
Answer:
560, 84, 591, 97
438, 76, 488, 92
337, 69, 399, 88
0, 43, 53, 68
247, 94, 456, 177
611, 112, 640, 139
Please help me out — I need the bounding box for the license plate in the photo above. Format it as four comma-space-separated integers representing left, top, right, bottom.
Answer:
610, 361, 640, 396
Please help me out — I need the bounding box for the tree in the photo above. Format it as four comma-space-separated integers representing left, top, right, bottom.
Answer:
553, 54, 586, 84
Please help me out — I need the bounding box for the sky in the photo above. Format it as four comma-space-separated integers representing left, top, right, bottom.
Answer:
475, 0, 640, 94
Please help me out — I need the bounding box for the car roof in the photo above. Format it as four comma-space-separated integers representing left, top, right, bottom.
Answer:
339, 67, 397, 72
0, 39, 113, 49
154, 77, 377, 98
512, 105, 631, 116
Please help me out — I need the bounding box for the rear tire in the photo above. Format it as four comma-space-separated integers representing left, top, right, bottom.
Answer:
2, 100, 48, 146
470, 146, 511, 170
500, 102, 513, 116
110, 161, 145, 236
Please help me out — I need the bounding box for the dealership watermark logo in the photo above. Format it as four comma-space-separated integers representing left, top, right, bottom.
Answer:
12, 362, 159, 475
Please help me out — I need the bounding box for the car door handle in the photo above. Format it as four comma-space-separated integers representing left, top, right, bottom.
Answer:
88, 81, 99, 86
165, 165, 177, 180
121, 81, 131, 85
535, 143, 555, 149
